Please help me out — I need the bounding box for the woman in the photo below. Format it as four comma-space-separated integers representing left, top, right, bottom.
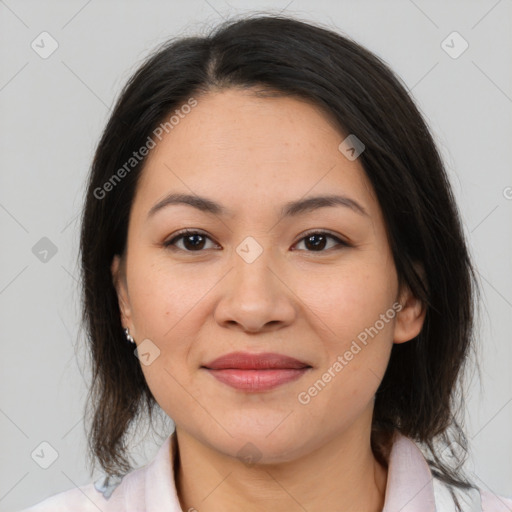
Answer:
21, 13, 512, 512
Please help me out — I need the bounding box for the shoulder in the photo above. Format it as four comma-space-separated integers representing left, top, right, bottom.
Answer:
18, 482, 104, 512
433, 476, 512, 512
17, 471, 145, 512
480, 488, 512, 512
18, 432, 177, 512
388, 434, 512, 512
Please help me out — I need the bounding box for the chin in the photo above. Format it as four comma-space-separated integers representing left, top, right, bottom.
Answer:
198, 420, 311, 465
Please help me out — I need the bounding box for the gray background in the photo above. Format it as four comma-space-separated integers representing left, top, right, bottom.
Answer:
1, 0, 511, 510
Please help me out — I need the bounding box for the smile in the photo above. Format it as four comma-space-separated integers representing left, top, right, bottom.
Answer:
201, 351, 312, 392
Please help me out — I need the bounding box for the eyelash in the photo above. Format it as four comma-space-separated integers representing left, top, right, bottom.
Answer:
163, 229, 350, 253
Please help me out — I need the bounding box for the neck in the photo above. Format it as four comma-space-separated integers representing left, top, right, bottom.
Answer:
174, 417, 388, 512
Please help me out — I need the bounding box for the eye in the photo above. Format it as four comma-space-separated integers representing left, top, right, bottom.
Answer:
164, 229, 219, 252
293, 230, 349, 252
163, 229, 349, 253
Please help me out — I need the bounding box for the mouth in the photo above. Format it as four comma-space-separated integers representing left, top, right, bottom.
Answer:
201, 352, 312, 392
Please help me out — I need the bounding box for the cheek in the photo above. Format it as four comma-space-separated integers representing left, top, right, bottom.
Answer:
128, 256, 212, 340
294, 260, 396, 345
293, 262, 397, 405
126, 258, 216, 412
295, 283, 396, 427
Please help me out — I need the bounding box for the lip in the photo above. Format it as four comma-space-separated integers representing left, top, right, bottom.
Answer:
203, 351, 311, 370
201, 352, 312, 392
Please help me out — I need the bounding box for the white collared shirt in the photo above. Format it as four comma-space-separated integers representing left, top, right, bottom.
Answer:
20, 432, 512, 511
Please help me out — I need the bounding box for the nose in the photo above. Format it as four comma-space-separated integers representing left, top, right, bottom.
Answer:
213, 240, 297, 333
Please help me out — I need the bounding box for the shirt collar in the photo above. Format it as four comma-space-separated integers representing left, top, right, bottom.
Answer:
381, 433, 436, 512
143, 432, 182, 511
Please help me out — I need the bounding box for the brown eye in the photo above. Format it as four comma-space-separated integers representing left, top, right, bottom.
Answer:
164, 230, 218, 252
293, 231, 348, 252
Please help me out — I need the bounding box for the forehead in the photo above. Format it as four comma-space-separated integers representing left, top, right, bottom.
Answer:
133, 88, 378, 219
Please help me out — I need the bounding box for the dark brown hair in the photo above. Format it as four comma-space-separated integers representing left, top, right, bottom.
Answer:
79, 13, 479, 492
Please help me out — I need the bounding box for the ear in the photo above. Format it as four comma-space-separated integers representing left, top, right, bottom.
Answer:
111, 254, 132, 328
393, 264, 427, 344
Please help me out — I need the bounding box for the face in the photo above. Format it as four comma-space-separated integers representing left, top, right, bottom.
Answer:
112, 88, 425, 463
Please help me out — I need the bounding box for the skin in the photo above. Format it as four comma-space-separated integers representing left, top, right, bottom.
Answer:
111, 87, 426, 512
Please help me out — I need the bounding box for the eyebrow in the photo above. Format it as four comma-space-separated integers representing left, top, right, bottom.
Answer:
146, 192, 369, 220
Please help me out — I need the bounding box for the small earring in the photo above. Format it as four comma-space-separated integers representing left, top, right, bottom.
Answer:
124, 327, 135, 344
